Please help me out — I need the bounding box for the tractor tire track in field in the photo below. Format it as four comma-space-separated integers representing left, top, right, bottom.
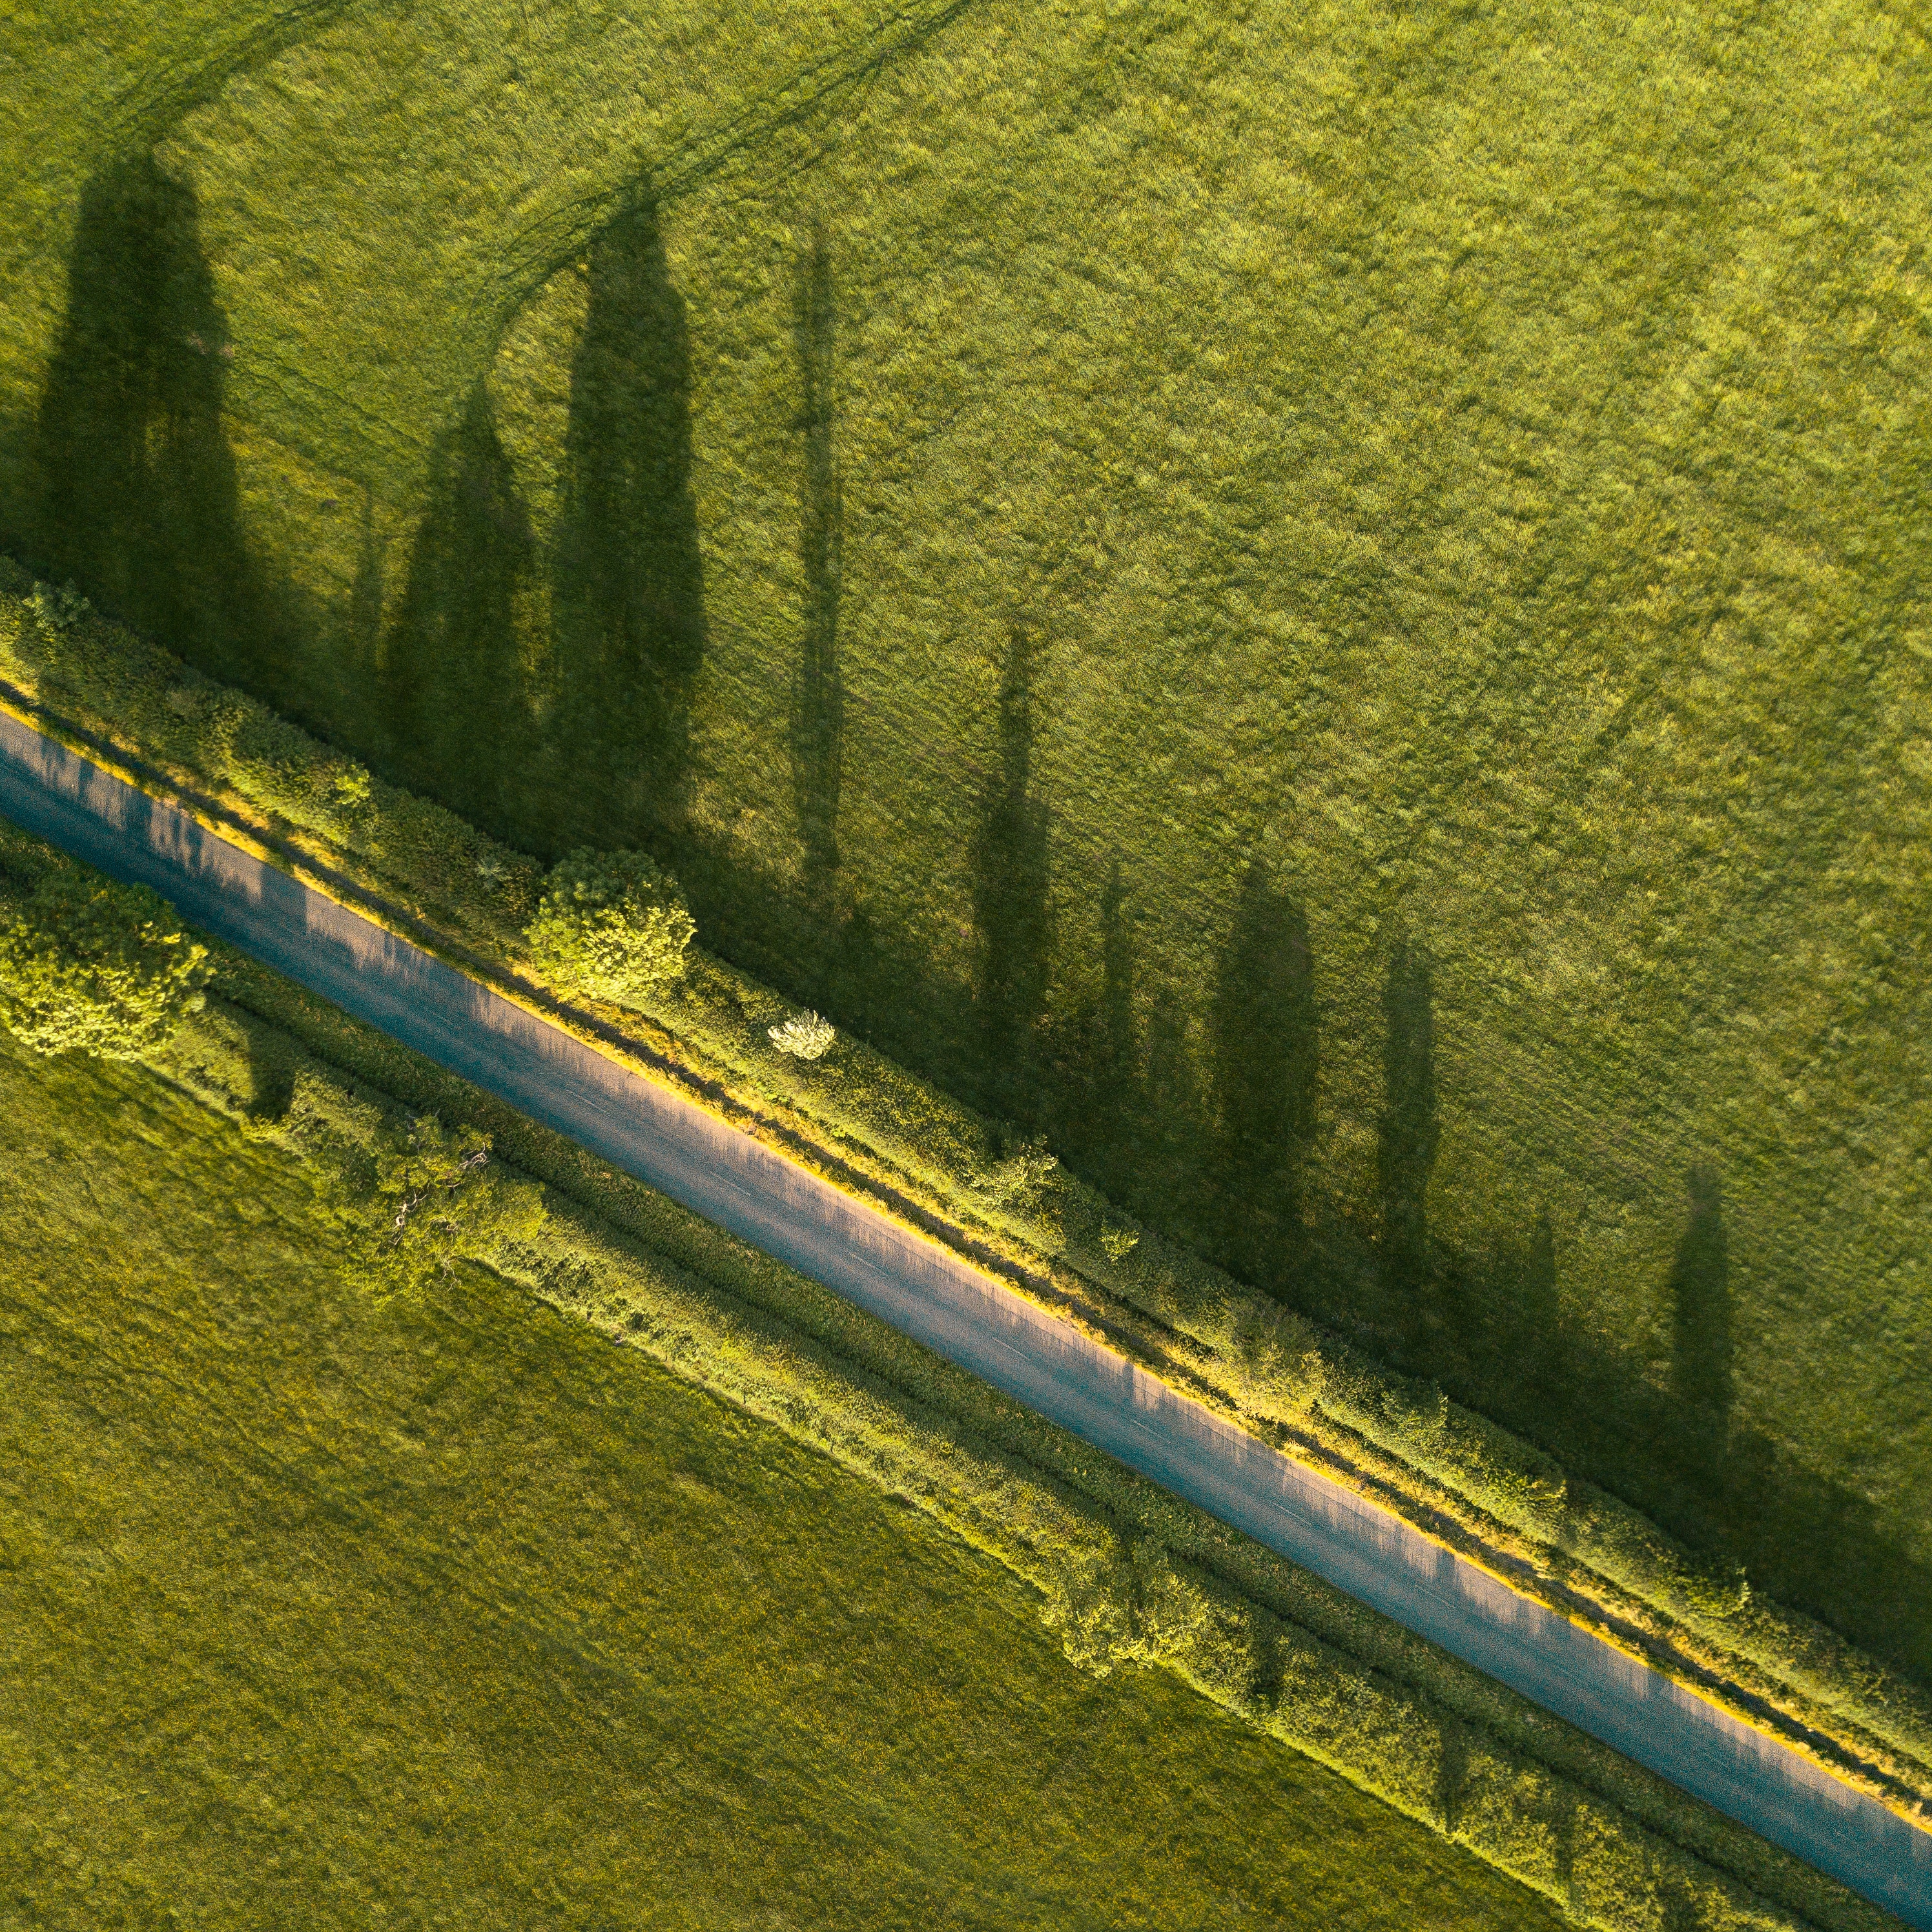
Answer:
174, 0, 988, 501
1, 705, 1929, 1930
100, 1, 373, 158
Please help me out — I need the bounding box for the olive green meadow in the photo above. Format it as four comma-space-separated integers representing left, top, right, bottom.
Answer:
2, 0, 1929, 1918
1, 1020, 1576, 1931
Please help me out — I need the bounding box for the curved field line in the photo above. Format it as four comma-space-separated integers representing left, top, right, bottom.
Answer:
206, 0, 987, 498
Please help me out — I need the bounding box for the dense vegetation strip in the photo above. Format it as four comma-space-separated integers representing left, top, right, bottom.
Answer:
0, 807, 1905, 1931
4, 564, 1929, 1842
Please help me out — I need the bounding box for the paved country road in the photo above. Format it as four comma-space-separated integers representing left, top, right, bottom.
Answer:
1, 706, 1928, 1929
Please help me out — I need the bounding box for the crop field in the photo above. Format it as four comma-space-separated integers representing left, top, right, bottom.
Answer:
0, 1003, 1590, 1931
3, 0, 1929, 1716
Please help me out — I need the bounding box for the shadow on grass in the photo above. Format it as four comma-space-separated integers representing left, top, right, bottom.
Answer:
25, 153, 287, 690
551, 192, 706, 850
1669, 1163, 1734, 1434
971, 621, 1051, 1116
1377, 934, 1440, 1341
19, 161, 1922, 1700
1412, 1158, 1932, 1688
790, 221, 843, 906
378, 382, 535, 831
1209, 861, 1317, 1290
349, 192, 708, 864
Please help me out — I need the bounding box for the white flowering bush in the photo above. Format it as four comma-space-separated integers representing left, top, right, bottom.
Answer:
524, 848, 695, 1005
768, 1009, 836, 1060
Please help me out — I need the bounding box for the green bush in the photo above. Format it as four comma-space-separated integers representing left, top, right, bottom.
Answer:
974, 1132, 1060, 1210
373, 1111, 547, 1282
26, 579, 89, 635
524, 848, 695, 1006
0, 867, 209, 1060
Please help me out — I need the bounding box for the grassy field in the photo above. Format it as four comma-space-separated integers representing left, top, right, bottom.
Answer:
0, 1011, 1593, 1930
2, 0, 1929, 1703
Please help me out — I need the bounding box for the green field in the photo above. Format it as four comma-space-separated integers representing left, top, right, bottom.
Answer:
3, 0, 1928, 1713
0, 1000, 1591, 1930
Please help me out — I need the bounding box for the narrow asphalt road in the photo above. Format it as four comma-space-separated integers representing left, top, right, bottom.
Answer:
2, 706, 1928, 1928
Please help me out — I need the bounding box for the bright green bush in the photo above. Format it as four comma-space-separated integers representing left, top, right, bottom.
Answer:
0, 866, 209, 1060
524, 848, 695, 1006
26, 579, 88, 634
974, 1133, 1060, 1210
271, 1069, 546, 1290
373, 1111, 547, 1283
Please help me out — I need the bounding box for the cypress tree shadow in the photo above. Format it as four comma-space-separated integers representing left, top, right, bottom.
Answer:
1450, 1205, 1563, 1389
29, 153, 278, 689
1140, 998, 1208, 1194
1669, 1164, 1733, 1434
970, 622, 1051, 1113
1396, 1205, 1932, 1692
347, 482, 386, 689
378, 382, 534, 837
1034, 857, 1142, 1197
1515, 1206, 1561, 1378
790, 221, 843, 902
1098, 860, 1139, 1122
551, 195, 706, 850
1210, 861, 1317, 1290
1377, 936, 1440, 1330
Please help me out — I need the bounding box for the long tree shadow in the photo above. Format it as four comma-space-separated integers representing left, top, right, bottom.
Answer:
1091, 858, 1141, 1184
790, 221, 843, 907
26, 152, 283, 690
377, 382, 535, 837
345, 483, 387, 693
971, 622, 1052, 1116
1398, 1161, 1932, 1690
1377, 935, 1441, 1340
551, 194, 707, 851
1669, 1163, 1733, 1436
1034, 857, 1146, 1200
1210, 861, 1317, 1291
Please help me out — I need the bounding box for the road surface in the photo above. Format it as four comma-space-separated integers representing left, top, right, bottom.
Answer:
1, 704, 1927, 1928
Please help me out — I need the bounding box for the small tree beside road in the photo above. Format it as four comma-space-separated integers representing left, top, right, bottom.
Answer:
524, 848, 695, 1006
